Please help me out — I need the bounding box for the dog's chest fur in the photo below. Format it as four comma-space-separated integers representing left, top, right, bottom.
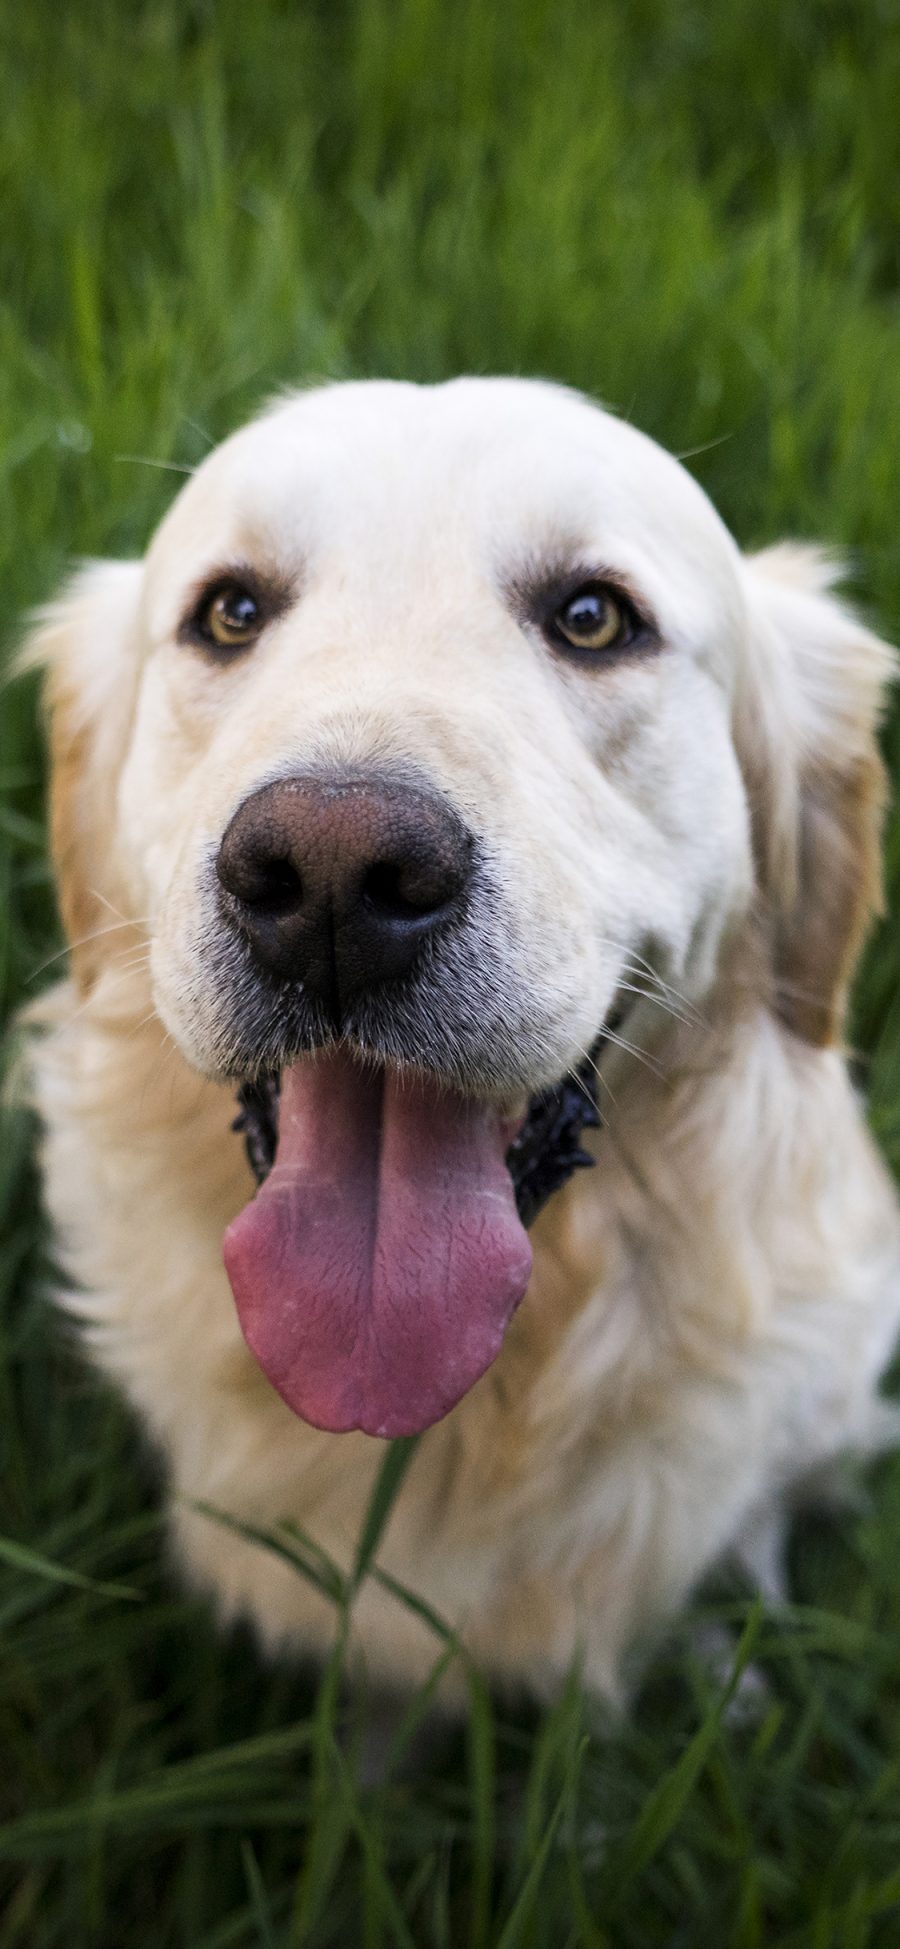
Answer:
34, 960, 900, 1699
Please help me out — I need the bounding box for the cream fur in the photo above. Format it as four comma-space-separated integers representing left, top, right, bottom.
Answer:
25, 378, 900, 1702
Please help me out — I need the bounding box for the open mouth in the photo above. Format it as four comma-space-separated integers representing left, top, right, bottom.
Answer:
225, 1040, 605, 1439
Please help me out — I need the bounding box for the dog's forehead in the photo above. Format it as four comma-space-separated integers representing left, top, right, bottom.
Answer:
147, 379, 738, 606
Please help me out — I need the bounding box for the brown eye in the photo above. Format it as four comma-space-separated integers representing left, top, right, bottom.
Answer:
553, 585, 624, 653
199, 584, 263, 650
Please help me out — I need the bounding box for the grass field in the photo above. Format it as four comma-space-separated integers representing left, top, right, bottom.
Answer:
3, 1, 900, 1941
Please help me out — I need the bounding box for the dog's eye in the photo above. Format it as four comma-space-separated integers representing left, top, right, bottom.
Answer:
196, 583, 264, 651
552, 584, 628, 654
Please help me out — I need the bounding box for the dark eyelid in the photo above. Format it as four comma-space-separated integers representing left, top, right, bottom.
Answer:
504, 558, 661, 651
177, 564, 295, 649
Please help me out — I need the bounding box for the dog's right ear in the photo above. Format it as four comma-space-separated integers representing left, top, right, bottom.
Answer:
19, 561, 143, 993
734, 545, 895, 1048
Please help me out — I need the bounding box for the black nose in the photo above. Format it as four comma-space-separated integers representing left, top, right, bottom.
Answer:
216, 772, 474, 1019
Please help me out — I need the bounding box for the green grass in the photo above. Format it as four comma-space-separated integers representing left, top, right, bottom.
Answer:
3, 0, 900, 1940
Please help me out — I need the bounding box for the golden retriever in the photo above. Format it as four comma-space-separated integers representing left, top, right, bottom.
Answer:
25, 378, 900, 1700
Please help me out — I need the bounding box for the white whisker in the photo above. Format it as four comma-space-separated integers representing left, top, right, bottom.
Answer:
591, 933, 706, 1027
29, 917, 150, 982
613, 977, 697, 1031
603, 1026, 665, 1081
569, 1038, 619, 1113
114, 454, 195, 476
90, 891, 136, 924
183, 417, 216, 452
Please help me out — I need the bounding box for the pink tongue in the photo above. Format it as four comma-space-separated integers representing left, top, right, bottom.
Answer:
223, 1051, 533, 1437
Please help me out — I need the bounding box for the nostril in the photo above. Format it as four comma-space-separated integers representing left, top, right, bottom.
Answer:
361, 858, 456, 922
223, 853, 304, 916
363, 860, 422, 920
254, 859, 304, 914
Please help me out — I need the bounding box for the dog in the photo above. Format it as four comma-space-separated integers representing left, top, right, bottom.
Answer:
24, 377, 900, 1702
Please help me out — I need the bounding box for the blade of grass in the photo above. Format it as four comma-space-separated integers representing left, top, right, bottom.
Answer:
188, 1502, 347, 1607
512, 1675, 582, 1887
495, 1774, 571, 1949
607, 1600, 764, 1902
369, 1564, 457, 1646
351, 1435, 420, 1593
563, 1722, 608, 1949
291, 1626, 351, 1944
383, 1642, 459, 1780
0, 1534, 142, 1603
467, 1667, 496, 1949
241, 1838, 277, 1949
335, 1744, 418, 1949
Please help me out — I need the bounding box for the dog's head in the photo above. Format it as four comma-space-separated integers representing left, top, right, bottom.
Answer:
28, 379, 894, 1436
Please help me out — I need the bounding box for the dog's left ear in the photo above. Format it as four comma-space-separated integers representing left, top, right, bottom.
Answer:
19, 560, 143, 993
734, 544, 896, 1047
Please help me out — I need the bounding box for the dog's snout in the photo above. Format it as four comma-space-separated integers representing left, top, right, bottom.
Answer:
216, 773, 474, 1016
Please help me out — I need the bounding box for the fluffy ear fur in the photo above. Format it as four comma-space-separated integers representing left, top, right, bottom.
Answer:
20, 561, 143, 992
735, 544, 896, 1047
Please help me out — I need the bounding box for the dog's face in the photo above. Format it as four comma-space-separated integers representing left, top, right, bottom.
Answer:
34, 379, 891, 1438
127, 379, 753, 1086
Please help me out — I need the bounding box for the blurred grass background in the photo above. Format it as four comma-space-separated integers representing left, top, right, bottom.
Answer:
3, 0, 900, 1941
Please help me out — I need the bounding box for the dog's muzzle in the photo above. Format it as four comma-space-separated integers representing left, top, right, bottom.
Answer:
216, 766, 609, 1439
220, 765, 607, 1220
